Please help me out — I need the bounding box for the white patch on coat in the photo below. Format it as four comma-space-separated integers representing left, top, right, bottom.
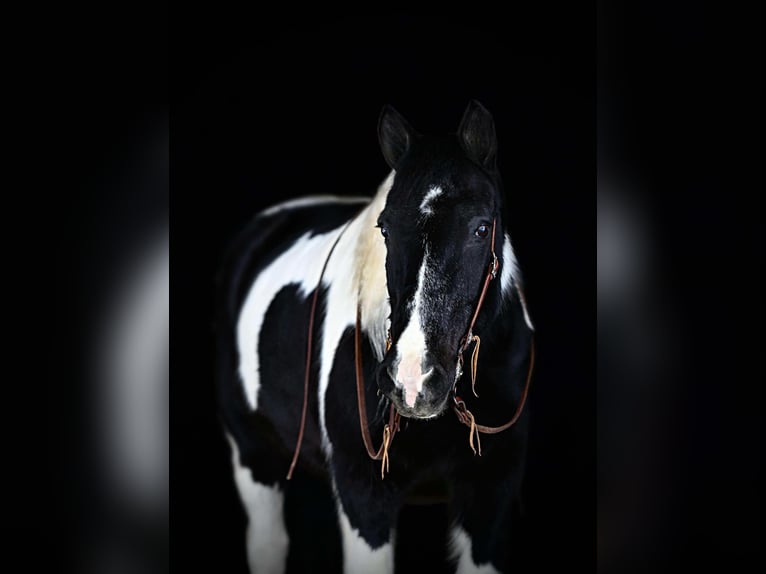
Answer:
260, 195, 370, 217
237, 229, 348, 410
354, 172, 394, 360
318, 173, 395, 457
419, 185, 443, 216
235, 173, 393, 456
449, 526, 500, 574
517, 286, 534, 331
337, 504, 394, 574
315, 227, 359, 458
501, 233, 534, 330
392, 249, 432, 408
500, 233, 518, 297
226, 434, 289, 574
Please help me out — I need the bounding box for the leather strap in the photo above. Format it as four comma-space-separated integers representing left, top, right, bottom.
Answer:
450, 218, 535, 454
452, 337, 535, 455
458, 218, 500, 356
355, 308, 401, 478
288, 214, 534, 478
286, 222, 351, 480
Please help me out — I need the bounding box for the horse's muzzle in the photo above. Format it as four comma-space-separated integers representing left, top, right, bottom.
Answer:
376, 362, 452, 420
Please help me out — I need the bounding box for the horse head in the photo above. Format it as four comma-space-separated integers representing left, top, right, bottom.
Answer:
374, 101, 508, 420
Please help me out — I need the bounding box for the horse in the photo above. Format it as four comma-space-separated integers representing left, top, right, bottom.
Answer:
215, 100, 535, 574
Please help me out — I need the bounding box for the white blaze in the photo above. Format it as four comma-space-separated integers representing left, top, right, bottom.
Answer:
419, 185, 443, 216
393, 251, 433, 407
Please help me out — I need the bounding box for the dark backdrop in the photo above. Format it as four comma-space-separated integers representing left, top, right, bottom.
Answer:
171, 8, 595, 572
13, 5, 762, 574
596, 3, 764, 571
172, 12, 596, 573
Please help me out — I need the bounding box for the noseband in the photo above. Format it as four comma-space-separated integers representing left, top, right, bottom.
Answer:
287, 217, 534, 480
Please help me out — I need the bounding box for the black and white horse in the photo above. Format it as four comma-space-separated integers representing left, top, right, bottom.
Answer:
215, 101, 535, 573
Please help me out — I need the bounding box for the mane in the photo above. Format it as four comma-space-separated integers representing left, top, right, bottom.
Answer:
353, 171, 394, 361
501, 233, 534, 330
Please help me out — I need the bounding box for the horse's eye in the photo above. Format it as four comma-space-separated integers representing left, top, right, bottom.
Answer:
475, 224, 489, 238
380, 226, 389, 239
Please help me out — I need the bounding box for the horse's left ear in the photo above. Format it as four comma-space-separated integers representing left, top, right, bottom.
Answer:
457, 100, 497, 170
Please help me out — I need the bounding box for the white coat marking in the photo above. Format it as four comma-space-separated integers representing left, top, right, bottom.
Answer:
337, 503, 394, 574
318, 174, 393, 457
354, 172, 394, 360
236, 174, 393, 463
393, 250, 432, 408
450, 526, 500, 574
237, 229, 350, 410
419, 185, 443, 216
501, 233, 534, 330
260, 195, 370, 217
227, 434, 289, 574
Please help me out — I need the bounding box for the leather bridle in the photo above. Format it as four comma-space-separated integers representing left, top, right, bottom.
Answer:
449, 218, 535, 458
286, 217, 534, 480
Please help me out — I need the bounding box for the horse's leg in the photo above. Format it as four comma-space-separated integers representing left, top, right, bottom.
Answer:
331, 455, 400, 574
226, 433, 289, 574
448, 476, 520, 574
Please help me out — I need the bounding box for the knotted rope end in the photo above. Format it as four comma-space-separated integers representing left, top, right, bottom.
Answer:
466, 409, 482, 456
381, 424, 392, 479
469, 335, 481, 398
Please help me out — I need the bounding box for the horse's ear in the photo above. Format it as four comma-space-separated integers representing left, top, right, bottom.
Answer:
457, 100, 497, 170
378, 105, 416, 170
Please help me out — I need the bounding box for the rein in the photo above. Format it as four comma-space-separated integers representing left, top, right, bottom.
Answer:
451, 341, 535, 457
285, 221, 352, 480
287, 217, 534, 480
354, 309, 401, 478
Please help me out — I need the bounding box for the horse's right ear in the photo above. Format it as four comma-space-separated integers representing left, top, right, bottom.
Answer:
378, 105, 416, 170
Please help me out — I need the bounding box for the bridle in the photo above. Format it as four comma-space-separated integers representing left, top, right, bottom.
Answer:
286, 217, 534, 480
449, 218, 535, 458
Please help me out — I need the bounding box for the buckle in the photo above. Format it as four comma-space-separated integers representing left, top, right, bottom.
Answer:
490, 252, 499, 279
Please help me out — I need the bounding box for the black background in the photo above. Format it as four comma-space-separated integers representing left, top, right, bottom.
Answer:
18, 4, 761, 574
173, 10, 595, 574
598, 3, 763, 570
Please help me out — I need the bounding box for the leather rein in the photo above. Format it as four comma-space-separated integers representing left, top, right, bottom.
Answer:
286, 218, 534, 480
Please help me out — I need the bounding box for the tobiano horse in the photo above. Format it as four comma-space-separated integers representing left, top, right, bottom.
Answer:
215, 101, 535, 573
